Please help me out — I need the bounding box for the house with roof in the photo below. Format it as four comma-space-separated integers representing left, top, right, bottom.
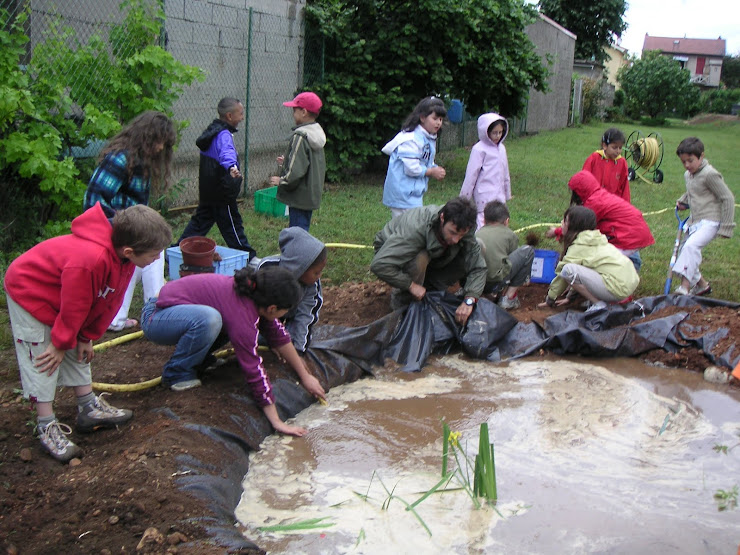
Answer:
642, 35, 726, 88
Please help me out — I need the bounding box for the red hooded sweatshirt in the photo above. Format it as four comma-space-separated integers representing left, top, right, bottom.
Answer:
568, 171, 655, 250
4, 203, 135, 350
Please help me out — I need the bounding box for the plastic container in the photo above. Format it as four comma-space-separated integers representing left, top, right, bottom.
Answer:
166, 245, 249, 280
254, 186, 289, 218
530, 249, 559, 284
179, 236, 216, 266
448, 99, 464, 124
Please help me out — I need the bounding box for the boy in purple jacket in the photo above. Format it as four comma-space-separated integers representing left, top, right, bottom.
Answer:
177, 98, 256, 258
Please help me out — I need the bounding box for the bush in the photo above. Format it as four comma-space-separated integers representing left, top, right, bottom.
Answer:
699, 88, 740, 114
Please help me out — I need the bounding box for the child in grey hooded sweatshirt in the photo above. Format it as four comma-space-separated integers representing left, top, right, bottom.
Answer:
250, 227, 327, 353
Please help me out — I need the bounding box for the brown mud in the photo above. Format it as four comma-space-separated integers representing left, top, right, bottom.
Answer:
1, 281, 738, 554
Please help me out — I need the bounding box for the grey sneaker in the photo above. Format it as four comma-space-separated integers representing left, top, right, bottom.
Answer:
585, 300, 607, 313
76, 393, 133, 433
38, 421, 82, 462
498, 295, 521, 310
170, 378, 202, 392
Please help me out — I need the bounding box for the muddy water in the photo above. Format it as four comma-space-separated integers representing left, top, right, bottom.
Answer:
235, 356, 740, 554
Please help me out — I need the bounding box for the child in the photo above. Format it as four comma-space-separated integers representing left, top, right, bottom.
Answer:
475, 201, 533, 310
546, 171, 654, 272
140, 266, 326, 437
582, 127, 630, 202
250, 227, 327, 353
381, 96, 447, 219
84, 111, 176, 331
538, 206, 639, 312
460, 113, 511, 230
269, 92, 326, 231
672, 137, 735, 295
178, 98, 256, 257
4, 203, 173, 462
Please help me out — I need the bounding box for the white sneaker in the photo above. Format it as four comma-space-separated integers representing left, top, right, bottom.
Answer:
38, 421, 82, 462
170, 379, 202, 392
498, 295, 521, 310
585, 300, 607, 313
674, 285, 689, 295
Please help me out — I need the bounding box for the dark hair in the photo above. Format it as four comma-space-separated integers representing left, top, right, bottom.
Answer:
676, 137, 704, 158
310, 247, 328, 268
488, 119, 507, 137
217, 97, 242, 118
111, 204, 172, 253
100, 111, 176, 196
562, 206, 597, 256
601, 127, 625, 146
483, 200, 509, 224
402, 96, 447, 132
233, 266, 301, 310
439, 196, 476, 231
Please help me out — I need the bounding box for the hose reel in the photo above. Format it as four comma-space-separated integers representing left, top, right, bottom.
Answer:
624, 130, 664, 184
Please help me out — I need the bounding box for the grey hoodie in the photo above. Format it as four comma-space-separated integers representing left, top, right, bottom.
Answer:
251, 227, 325, 352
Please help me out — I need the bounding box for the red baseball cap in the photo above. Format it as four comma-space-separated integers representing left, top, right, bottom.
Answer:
283, 92, 323, 113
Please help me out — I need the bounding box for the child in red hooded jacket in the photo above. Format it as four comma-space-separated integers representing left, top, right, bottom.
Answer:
4, 204, 172, 462
546, 171, 654, 272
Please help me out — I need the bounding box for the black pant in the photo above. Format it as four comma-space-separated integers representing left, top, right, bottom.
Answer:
178, 201, 256, 258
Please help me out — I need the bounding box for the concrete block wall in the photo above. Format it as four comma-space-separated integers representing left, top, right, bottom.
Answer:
164, 0, 306, 195
524, 14, 576, 133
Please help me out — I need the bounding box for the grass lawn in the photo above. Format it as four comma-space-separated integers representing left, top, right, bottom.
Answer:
168, 118, 740, 301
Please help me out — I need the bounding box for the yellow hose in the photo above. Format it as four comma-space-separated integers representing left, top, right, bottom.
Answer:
324, 242, 373, 249
630, 136, 661, 184
93, 330, 143, 352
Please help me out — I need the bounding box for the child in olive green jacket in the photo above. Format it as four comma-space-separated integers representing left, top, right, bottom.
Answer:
270, 92, 326, 232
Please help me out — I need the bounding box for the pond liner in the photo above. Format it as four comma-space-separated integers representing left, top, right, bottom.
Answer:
165, 290, 739, 551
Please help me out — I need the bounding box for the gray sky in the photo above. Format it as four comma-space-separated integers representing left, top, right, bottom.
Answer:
619, 0, 739, 57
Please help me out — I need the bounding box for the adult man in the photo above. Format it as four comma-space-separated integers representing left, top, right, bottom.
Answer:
370, 196, 487, 325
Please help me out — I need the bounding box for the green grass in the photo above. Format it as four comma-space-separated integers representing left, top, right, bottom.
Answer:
172, 118, 738, 300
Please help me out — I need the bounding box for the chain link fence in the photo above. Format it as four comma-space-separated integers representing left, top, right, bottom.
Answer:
3, 0, 533, 210
1, 0, 323, 207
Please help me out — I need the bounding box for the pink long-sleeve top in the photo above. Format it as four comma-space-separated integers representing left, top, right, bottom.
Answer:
155, 274, 291, 406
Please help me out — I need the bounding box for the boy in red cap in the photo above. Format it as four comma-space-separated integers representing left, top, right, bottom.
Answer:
269, 91, 326, 231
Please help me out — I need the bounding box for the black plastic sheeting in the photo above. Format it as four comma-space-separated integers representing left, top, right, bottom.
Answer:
169, 290, 739, 551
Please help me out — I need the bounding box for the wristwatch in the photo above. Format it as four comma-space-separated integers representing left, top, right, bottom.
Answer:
464, 297, 477, 306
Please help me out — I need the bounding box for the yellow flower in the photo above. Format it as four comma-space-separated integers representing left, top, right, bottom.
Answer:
448, 431, 461, 448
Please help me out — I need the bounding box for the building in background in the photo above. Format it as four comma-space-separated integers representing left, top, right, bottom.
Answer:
642, 35, 726, 88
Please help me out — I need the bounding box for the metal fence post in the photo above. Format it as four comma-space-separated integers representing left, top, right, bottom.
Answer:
243, 7, 253, 197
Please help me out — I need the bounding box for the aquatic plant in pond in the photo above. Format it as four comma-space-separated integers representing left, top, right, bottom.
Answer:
440, 421, 498, 507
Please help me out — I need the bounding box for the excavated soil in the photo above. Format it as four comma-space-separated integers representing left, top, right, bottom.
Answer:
1, 281, 739, 554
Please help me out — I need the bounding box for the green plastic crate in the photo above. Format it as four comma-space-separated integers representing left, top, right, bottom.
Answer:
254, 186, 288, 218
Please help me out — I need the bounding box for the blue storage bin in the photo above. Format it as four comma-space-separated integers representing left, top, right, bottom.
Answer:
448, 99, 463, 123
530, 249, 559, 284
166, 245, 249, 280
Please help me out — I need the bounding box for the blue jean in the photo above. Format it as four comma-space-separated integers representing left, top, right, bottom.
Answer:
141, 299, 223, 386
289, 207, 313, 231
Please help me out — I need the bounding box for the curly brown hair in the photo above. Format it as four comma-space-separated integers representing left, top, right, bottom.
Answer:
100, 111, 176, 196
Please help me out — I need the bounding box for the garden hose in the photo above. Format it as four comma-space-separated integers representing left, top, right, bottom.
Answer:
630, 137, 661, 183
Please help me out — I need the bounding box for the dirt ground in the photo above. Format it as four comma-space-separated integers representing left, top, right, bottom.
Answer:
1, 281, 739, 554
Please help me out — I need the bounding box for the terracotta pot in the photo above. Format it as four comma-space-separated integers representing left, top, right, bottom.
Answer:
179, 237, 216, 267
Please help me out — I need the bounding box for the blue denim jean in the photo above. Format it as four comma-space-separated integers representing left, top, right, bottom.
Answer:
141, 298, 223, 386
289, 207, 313, 232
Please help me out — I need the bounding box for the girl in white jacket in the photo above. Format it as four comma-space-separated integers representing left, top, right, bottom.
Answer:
460, 113, 511, 230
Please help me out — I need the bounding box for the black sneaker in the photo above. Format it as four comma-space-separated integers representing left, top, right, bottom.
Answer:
38, 421, 82, 462
76, 393, 133, 433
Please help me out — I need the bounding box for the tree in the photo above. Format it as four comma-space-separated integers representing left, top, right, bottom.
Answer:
617, 51, 701, 119
538, 0, 626, 63
305, 0, 549, 179
721, 54, 740, 89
